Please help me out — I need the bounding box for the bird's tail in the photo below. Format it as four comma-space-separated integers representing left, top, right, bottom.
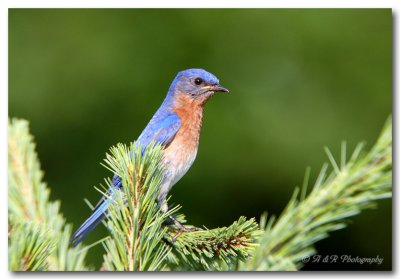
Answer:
70, 175, 122, 246
70, 199, 110, 247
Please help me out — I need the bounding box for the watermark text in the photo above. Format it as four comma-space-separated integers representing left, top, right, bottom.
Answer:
302, 255, 384, 265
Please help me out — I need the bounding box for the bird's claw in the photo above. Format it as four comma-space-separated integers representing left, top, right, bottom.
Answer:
172, 227, 200, 242
168, 215, 200, 242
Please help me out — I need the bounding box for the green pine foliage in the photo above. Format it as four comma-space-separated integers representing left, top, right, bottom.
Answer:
164, 215, 261, 271
99, 143, 261, 271
8, 218, 56, 271
239, 117, 392, 271
8, 119, 89, 271
100, 142, 174, 271
7, 117, 392, 271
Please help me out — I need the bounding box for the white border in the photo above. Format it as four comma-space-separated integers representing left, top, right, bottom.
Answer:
1, 1, 397, 278
0, 0, 398, 8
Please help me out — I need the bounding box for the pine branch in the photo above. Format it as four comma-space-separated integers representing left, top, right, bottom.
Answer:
8, 119, 90, 271
164, 215, 261, 271
239, 117, 392, 271
99, 142, 261, 271
100, 142, 173, 271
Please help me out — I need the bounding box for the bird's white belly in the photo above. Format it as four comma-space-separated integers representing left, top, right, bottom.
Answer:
157, 146, 197, 212
162, 146, 198, 190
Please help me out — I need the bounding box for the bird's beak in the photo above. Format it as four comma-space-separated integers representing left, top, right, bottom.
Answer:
210, 84, 230, 93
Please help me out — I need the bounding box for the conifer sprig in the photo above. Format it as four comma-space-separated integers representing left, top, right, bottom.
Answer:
99, 142, 261, 271
8, 119, 89, 271
240, 117, 392, 271
8, 219, 56, 271
164, 215, 261, 271
100, 142, 175, 271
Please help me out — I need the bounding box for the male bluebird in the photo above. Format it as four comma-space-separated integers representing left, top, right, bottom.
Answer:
71, 68, 229, 246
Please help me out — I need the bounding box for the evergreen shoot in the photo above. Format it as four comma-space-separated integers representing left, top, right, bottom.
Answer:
8, 218, 56, 271
8, 119, 90, 271
100, 142, 174, 271
99, 143, 261, 271
239, 117, 392, 271
164, 215, 261, 271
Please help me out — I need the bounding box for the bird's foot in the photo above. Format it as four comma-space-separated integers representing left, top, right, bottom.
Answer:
172, 227, 200, 242
168, 215, 200, 242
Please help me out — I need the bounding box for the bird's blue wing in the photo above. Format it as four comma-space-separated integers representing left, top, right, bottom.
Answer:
137, 112, 182, 148
70, 112, 181, 246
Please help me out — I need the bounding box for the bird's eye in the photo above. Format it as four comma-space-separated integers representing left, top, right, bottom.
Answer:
194, 78, 203, 85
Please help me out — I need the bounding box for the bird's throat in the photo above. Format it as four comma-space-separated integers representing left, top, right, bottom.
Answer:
171, 92, 205, 152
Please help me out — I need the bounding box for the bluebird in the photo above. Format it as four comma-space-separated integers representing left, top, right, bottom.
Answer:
71, 69, 229, 246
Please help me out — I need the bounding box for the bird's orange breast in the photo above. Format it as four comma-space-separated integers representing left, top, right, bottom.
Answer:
161, 92, 204, 187
171, 92, 204, 149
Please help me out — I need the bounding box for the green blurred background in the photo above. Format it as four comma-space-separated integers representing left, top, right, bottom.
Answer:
9, 9, 392, 270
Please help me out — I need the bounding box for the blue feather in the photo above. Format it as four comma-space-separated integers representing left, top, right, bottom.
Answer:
70, 176, 121, 246
138, 112, 181, 147
70, 200, 110, 247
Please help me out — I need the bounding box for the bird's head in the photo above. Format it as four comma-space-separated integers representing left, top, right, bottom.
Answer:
169, 69, 229, 102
